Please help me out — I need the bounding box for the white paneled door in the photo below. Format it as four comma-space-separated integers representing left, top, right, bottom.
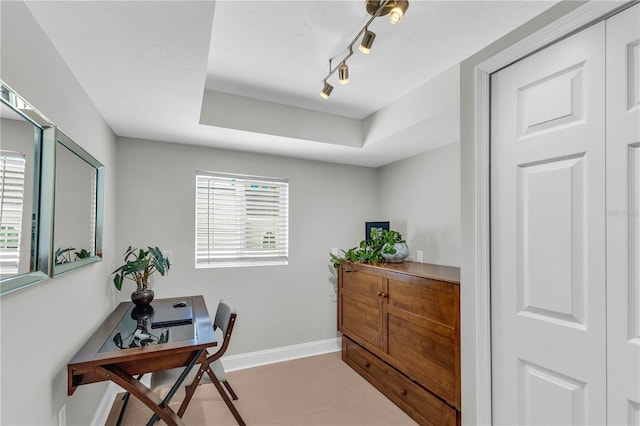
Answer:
491, 4, 640, 425
606, 4, 640, 425
491, 21, 607, 425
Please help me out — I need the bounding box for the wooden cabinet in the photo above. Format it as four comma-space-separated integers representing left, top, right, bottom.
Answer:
338, 262, 460, 425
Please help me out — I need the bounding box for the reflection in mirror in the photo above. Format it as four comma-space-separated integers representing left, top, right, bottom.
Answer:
0, 80, 53, 295
1, 105, 34, 276
44, 128, 104, 276
55, 142, 97, 262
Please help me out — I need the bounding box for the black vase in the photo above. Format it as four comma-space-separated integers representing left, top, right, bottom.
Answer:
131, 304, 155, 321
131, 288, 154, 306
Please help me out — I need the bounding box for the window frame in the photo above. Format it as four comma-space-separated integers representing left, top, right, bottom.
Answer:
195, 170, 289, 269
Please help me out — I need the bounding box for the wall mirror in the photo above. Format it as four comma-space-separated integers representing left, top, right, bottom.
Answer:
0, 80, 53, 294
43, 127, 104, 276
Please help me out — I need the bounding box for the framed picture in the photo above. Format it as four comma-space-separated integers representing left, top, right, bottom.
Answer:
365, 221, 389, 240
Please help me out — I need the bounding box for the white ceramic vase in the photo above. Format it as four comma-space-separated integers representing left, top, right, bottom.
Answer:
381, 242, 409, 263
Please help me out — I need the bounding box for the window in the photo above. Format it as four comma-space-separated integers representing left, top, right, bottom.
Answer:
196, 171, 289, 268
0, 151, 26, 276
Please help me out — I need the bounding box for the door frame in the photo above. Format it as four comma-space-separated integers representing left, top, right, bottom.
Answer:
465, 1, 635, 424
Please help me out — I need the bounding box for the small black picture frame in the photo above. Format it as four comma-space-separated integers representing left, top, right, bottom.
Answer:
365, 221, 390, 240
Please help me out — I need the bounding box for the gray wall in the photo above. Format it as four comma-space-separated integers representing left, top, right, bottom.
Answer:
379, 143, 460, 267
115, 137, 379, 355
0, 2, 118, 425
115, 136, 462, 357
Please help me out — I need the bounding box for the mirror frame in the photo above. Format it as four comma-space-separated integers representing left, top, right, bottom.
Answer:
42, 127, 104, 276
0, 80, 54, 294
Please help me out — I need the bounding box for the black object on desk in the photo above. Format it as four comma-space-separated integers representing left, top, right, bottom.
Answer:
151, 305, 193, 328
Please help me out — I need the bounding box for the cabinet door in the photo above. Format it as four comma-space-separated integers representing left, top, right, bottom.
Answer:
340, 267, 384, 351
386, 274, 460, 409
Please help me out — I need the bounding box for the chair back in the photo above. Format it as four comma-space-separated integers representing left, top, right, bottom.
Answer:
212, 299, 237, 358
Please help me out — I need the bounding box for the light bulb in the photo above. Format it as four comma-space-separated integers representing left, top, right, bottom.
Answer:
389, 1, 408, 24
389, 7, 403, 24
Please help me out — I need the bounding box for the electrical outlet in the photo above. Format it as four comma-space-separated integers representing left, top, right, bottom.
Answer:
58, 404, 66, 426
416, 250, 424, 263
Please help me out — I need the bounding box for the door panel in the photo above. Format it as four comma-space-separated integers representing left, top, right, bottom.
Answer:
516, 154, 586, 327
385, 275, 461, 409
387, 275, 457, 328
517, 62, 586, 138
518, 360, 587, 426
491, 21, 606, 425
606, 4, 640, 425
340, 269, 384, 350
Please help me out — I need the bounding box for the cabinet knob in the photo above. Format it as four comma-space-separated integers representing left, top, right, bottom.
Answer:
377, 291, 383, 297
381, 292, 389, 298
365, 362, 371, 368
401, 389, 408, 396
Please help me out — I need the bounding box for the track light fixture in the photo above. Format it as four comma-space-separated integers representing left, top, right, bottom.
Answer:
389, 0, 409, 24
320, 0, 409, 99
338, 63, 349, 84
359, 29, 376, 54
320, 81, 334, 99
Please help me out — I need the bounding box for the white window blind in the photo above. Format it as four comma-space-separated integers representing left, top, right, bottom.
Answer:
196, 171, 289, 267
0, 151, 26, 276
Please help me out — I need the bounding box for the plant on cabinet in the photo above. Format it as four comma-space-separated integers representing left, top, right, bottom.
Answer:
329, 228, 408, 268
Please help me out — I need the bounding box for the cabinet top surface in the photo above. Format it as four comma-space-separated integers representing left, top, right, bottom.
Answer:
343, 261, 460, 284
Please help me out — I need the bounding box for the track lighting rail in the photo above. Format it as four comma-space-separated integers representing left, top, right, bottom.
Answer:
321, 0, 408, 99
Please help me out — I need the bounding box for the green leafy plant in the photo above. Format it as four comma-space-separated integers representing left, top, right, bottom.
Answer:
112, 246, 170, 292
55, 247, 92, 265
377, 230, 405, 255
329, 229, 406, 268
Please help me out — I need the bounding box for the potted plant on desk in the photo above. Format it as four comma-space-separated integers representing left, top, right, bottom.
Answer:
112, 246, 170, 305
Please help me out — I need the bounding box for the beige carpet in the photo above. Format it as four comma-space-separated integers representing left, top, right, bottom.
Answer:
105, 351, 417, 426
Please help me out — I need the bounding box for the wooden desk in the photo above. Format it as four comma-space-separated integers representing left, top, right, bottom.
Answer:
67, 296, 216, 426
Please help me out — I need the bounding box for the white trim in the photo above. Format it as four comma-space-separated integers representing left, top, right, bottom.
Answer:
473, 67, 493, 426
481, 2, 630, 74
90, 337, 342, 425
470, 2, 633, 425
90, 382, 122, 426
221, 337, 341, 372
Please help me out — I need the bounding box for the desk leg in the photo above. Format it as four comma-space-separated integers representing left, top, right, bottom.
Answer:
116, 374, 144, 426
96, 361, 194, 426
147, 348, 205, 425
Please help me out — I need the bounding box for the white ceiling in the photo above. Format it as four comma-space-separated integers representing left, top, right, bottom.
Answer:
24, 0, 558, 167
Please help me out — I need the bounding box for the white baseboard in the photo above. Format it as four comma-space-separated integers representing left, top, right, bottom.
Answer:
90, 337, 341, 425
221, 337, 342, 372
